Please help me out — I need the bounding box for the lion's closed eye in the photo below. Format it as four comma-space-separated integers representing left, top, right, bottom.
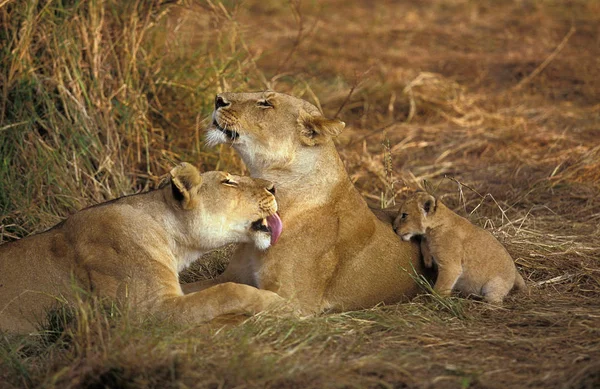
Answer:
221, 178, 239, 187
256, 99, 274, 108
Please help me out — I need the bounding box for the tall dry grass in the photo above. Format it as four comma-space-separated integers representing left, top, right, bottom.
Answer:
0, 0, 260, 241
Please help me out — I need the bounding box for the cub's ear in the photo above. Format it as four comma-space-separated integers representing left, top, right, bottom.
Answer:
169, 162, 202, 209
419, 194, 437, 216
298, 111, 345, 146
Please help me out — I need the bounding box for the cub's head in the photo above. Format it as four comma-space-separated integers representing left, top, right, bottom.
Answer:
205, 91, 345, 174
393, 192, 438, 241
167, 163, 282, 251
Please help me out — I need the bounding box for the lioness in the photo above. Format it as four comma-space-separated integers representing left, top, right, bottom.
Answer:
0, 163, 284, 334
393, 192, 526, 303
183, 91, 425, 313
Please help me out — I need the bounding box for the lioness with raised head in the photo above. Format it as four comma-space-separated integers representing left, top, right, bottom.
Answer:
393, 192, 526, 303
0, 163, 284, 334
183, 91, 426, 313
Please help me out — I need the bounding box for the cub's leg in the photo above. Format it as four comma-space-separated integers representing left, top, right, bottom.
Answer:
513, 271, 528, 293
431, 248, 463, 296
481, 277, 513, 304
161, 282, 287, 324
420, 238, 433, 268
433, 265, 463, 296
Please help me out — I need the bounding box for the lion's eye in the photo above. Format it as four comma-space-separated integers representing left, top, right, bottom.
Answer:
221, 179, 239, 187
400, 213, 408, 220
257, 99, 274, 108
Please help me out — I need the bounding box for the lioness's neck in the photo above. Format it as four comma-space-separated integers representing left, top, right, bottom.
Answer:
251, 144, 350, 211
133, 189, 205, 272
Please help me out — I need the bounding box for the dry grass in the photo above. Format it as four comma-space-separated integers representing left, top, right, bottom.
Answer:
1, 0, 600, 388
0, 0, 262, 238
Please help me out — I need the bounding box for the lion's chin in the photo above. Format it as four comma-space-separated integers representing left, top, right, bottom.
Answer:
401, 233, 414, 242
252, 234, 272, 251
249, 215, 281, 251
205, 128, 229, 147
213, 120, 239, 139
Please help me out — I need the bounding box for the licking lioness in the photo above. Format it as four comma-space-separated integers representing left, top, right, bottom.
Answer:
0, 163, 284, 334
183, 91, 427, 313
393, 192, 527, 303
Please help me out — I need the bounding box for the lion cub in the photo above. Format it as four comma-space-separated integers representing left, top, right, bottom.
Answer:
393, 192, 526, 304
0, 163, 285, 334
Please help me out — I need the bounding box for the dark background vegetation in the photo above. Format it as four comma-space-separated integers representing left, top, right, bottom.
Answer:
1, 0, 599, 388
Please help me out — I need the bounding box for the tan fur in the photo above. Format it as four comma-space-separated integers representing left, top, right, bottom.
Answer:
0, 163, 284, 334
393, 192, 527, 304
183, 91, 426, 314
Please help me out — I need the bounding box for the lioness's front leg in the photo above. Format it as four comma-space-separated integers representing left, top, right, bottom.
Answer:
180, 277, 223, 294
180, 263, 247, 294
181, 245, 257, 294
160, 282, 286, 324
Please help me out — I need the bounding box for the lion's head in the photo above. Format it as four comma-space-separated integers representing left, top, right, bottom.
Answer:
167, 163, 282, 251
393, 192, 438, 241
205, 91, 345, 176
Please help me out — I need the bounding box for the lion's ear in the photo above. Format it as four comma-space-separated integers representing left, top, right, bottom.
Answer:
420, 194, 437, 216
298, 111, 345, 146
170, 162, 202, 209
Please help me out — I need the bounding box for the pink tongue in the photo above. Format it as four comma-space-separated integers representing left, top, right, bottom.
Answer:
266, 213, 283, 245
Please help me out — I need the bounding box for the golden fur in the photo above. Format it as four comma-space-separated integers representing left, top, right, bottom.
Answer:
0, 163, 284, 334
393, 192, 527, 303
183, 91, 426, 313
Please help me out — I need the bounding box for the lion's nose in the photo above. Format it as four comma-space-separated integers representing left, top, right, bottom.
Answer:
215, 95, 230, 110
266, 184, 276, 195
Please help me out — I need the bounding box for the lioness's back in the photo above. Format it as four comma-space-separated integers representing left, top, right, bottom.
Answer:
0, 229, 76, 332
325, 218, 423, 309
0, 195, 158, 333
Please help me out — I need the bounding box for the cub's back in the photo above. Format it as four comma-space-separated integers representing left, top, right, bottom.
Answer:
456, 217, 515, 276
